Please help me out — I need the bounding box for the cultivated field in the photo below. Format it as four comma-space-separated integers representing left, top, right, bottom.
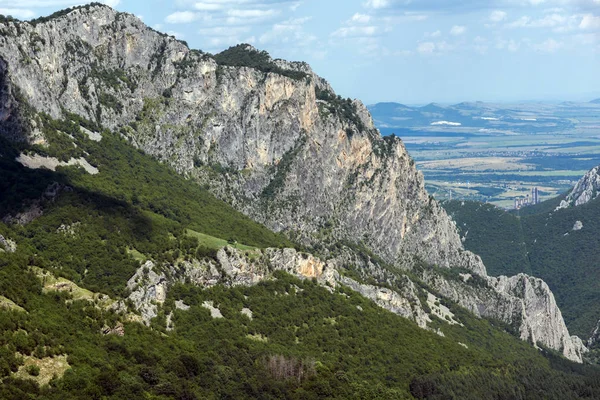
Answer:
370, 101, 600, 208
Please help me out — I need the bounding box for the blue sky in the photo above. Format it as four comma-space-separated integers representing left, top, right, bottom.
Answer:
2, 0, 599, 104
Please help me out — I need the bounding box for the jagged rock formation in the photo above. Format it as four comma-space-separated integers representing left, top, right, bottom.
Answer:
0, 4, 586, 362
123, 245, 586, 362
0, 234, 16, 252
590, 320, 600, 348
556, 165, 600, 210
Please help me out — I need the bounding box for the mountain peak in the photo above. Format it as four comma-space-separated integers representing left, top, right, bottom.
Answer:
555, 164, 600, 210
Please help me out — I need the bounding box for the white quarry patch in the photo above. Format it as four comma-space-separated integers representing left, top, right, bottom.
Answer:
80, 126, 102, 142
0, 234, 17, 253
16, 153, 99, 175
240, 307, 253, 319
246, 333, 268, 342
431, 121, 461, 126
427, 293, 462, 325
572, 221, 583, 231
166, 311, 174, 331
458, 342, 468, 349
459, 273, 472, 283
175, 300, 190, 310
202, 301, 223, 318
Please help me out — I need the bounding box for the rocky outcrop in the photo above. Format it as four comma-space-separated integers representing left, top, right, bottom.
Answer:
338, 274, 431, 328
419, 270, 587, 362
0, 234, 16, 252
589, 320, 600, 348
123, 247, 340, 324
122, 246, 585, 362
556, 165, 600, 210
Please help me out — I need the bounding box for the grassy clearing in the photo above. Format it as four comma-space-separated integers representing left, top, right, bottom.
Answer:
0, 295, 26, 312
12, 355, 70, 386
127, 247, 147, 262
185, 229, 257, 251
31, 267, 115, 307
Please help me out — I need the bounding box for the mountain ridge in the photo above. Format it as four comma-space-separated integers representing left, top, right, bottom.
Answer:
0, 3, 588, 364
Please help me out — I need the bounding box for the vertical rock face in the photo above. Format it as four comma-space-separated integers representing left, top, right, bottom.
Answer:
489, 274, 587, 362
419, 270, 586, 362
589, 320, 600, 348
0, 5, 584, 362
556, 165, 600, 210
0, 4, 484, 276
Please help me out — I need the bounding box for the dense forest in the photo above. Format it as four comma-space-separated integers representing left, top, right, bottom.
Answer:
443, 198, 600, 340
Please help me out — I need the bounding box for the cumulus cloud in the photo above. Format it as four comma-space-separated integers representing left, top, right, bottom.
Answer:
425, 30, 441, 37
351, 13, 371, 24
332, 25, 379, 38
259, 16, 312, 43
194, 3, 223, 11
364, 0, 390, 9
450, 25, 466, 35
532, 38, 563, 52
0, 7, 36, 19
579, 14, 600, 30
0, 0, 120, 16
417, 41, 436, 54
166, 11, 198, 24
506, 14, 569, 29
490, 10, 507, 22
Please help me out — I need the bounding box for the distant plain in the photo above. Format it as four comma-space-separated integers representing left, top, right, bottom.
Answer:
369, 100, 600, 208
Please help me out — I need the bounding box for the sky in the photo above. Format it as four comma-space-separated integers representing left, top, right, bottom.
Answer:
2, 0, 599, 105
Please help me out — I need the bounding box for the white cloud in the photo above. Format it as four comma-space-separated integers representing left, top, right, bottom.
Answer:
496, 38, 521, 52
450, 25, 466, 35
506, 16, 531, 28
425, 30, 441, 37
166, 11, 198, 24
580, 14, 600, 30
0, 8, 36, 19
259, 16, 312, 44
351, 13, 371, 24
417, 41, 435, 54
364, 0, 390, 9
332, 25, 378, 38
490, 10, 507, 22
199, 26, 251, 36
167, 30, 186, 39
227, 9, 277, 18
532, 38, 562, 52
194, 2, 223, 11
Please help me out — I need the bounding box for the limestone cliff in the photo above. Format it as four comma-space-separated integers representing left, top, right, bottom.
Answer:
0, 4, 586, 362
0, 4, 483, 275
556, 164, 600, 210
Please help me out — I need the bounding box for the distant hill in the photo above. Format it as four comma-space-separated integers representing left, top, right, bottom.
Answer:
591, 98, 600, 104
367, 101, 575, 135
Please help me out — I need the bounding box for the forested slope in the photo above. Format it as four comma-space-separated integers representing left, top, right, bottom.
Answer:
444, 198, 600, 339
